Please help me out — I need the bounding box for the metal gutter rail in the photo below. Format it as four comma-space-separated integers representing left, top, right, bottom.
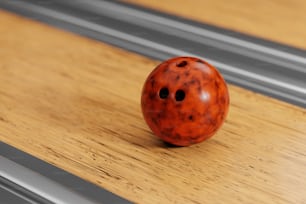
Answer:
1, 0, 305, 107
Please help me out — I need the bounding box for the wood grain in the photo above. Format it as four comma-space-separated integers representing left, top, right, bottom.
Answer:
124, 0, 306, 50
1, 10, 306, 204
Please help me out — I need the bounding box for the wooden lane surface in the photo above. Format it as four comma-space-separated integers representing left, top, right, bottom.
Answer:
124, 0, 306, 50
0, 10, 306, 204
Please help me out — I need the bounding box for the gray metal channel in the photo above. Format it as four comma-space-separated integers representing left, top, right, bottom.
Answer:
0, 0, 305, 107
0, 142, 132, 204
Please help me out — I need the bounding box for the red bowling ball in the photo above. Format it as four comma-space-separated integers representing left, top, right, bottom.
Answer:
141, 56, 230, 146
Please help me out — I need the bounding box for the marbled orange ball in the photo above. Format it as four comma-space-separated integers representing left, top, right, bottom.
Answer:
141, 56, 229, 146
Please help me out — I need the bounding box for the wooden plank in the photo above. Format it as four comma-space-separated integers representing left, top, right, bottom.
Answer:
0, 10, 306, 204
124, 0, 306, 49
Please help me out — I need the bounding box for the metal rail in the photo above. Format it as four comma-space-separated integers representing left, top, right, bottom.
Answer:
0, 0, 305, 107
0, 142, 131, 204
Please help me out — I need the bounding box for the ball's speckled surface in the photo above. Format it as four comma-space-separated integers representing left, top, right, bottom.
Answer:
141, 56, 230, 146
